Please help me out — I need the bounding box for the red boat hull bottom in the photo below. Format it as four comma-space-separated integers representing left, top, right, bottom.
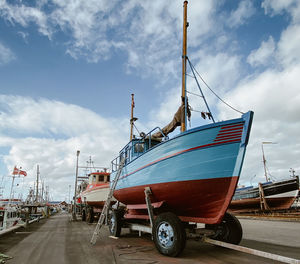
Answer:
229, 196, 297, 212
114, 176, 238, 224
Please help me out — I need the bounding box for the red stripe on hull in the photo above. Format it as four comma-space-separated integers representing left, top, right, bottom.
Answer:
229, 196, 297, 212
221, 124, 243, 130
114, 176, 239, 224
217, 131, 242, 137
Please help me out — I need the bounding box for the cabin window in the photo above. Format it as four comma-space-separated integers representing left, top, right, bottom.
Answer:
93, 175, 97, 182
106, 175, 110, 182
134, 143, 144, 153
98, 175, 104, 182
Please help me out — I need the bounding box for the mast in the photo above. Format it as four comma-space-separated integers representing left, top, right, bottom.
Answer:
130, 94, 135, 140
261, 142, 276, 182
8, 173, 16, 206
35, 165, 39, 202
261, 144, 268, 182
181, 1, 188, 132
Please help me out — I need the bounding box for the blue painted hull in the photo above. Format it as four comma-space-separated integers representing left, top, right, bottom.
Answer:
111, 111, 253, 224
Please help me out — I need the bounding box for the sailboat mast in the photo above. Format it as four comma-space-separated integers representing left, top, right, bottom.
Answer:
36, 164, 39, 202
261, 145, 268, 182
181, 1, 188, 132
130, 94, 135, 140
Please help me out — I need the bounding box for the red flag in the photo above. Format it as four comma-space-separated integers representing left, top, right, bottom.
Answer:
12, 166, 27, 176
19, 170, 27, 177
12, 166, 19, 175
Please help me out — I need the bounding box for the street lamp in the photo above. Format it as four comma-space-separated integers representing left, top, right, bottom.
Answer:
72, 150, 80, 221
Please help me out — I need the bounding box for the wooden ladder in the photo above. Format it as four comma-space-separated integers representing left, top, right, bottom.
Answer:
90, 159, 125, 245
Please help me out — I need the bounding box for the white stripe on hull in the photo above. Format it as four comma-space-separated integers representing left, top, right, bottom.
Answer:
266, 189, 299, 199
81, 187, 109, 202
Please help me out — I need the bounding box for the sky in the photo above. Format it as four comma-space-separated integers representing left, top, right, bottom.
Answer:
0, 0, 300, 201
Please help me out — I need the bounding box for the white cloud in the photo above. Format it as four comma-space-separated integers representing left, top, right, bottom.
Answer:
277, 24, 300, 67
262, 0, 296, 16
0, 95, 129, 200
0, 0, 51, 38
0, 42, 15, 65
0, 0, 221, 80
247, 36, 276, 67
227, 0, 255, 28
217, 63, 300, 184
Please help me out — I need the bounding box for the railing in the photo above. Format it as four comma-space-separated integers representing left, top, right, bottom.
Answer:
111, 127, 168, 172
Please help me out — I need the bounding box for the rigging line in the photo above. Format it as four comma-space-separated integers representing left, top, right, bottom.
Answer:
133, 123, 141, 136
186, 90, 203, 98
190, 109, 203, 113
186, 73, 195, 78
187, 58, 215, 123
187, 57, 245, 115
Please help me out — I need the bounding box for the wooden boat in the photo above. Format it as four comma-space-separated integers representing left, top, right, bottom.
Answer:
111, 111, 253, 224
110, 0, 254, 226
0, 205, 22, 231
229, 177, 299, 212
107, 2, 254, 256
80, 171, 110, 208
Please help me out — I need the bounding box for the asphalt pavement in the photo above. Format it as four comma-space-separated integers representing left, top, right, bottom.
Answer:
0, 212, 299, 264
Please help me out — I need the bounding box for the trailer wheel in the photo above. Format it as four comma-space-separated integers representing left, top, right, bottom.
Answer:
86, 207, 94, 223
81, 209, 86, 221
109, 210, 123, 237
205, 212, 242, 245
153, 212, 186, 257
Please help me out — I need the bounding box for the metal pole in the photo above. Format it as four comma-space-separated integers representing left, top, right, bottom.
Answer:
68, 184, 71, 204
181, 1, 188, 132
261, 142, 276, 182
130, 94, 135, 140
261, 143, 268, 182
35, 165, 39, 202
8, 174, 16, 206
73, 150, 80, 221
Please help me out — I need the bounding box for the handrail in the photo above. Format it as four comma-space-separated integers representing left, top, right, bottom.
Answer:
111, 127, 168, 172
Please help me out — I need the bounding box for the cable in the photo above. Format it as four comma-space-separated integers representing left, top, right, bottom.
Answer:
133, 123, 141, 136
187, 57, 245, 115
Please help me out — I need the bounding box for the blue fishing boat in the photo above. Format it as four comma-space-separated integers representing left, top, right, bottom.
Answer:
111, 111, 253, 224
109, 1, 253, 256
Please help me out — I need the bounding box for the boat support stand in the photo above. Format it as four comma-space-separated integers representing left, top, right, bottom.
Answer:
203, 237, 300, 264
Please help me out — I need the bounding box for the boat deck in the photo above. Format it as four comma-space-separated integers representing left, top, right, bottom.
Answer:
0, 212, 299, 263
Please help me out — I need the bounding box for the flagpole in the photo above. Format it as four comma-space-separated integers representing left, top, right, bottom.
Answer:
8, 168, 17, 207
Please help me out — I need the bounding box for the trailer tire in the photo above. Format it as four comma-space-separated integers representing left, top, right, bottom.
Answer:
81, 209, 86, 221
86, 207, 94, 223
153, 212, 186, 257
205, 212, 242, 245
109, 209, 123, 237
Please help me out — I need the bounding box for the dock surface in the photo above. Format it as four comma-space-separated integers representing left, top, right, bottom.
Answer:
1, 212, 300, 263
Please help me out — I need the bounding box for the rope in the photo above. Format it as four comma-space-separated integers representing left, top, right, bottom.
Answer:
186, 90, 203, 98
133, 123, 141, 136
187, 57, 245, 115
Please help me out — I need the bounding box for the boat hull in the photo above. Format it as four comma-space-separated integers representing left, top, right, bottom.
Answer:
80, 184, 110, 208
229, 177, 299, 212
230, 189, 299, 212
114, 176, 238, 224
111, 111, 253, 224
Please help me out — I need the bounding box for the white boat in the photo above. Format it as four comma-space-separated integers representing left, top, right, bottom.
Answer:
79, 171, 111, 208
0, 205, 23, 231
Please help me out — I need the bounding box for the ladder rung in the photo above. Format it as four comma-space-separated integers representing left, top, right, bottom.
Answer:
90, 159, 125, 245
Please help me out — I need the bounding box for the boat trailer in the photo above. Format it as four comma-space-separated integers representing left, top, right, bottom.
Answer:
90, 161, 300, 263
108, 187, 300, 264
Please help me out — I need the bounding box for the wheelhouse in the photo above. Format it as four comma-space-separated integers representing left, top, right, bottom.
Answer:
111, 127, 167, 172
88, 171, 110, 184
